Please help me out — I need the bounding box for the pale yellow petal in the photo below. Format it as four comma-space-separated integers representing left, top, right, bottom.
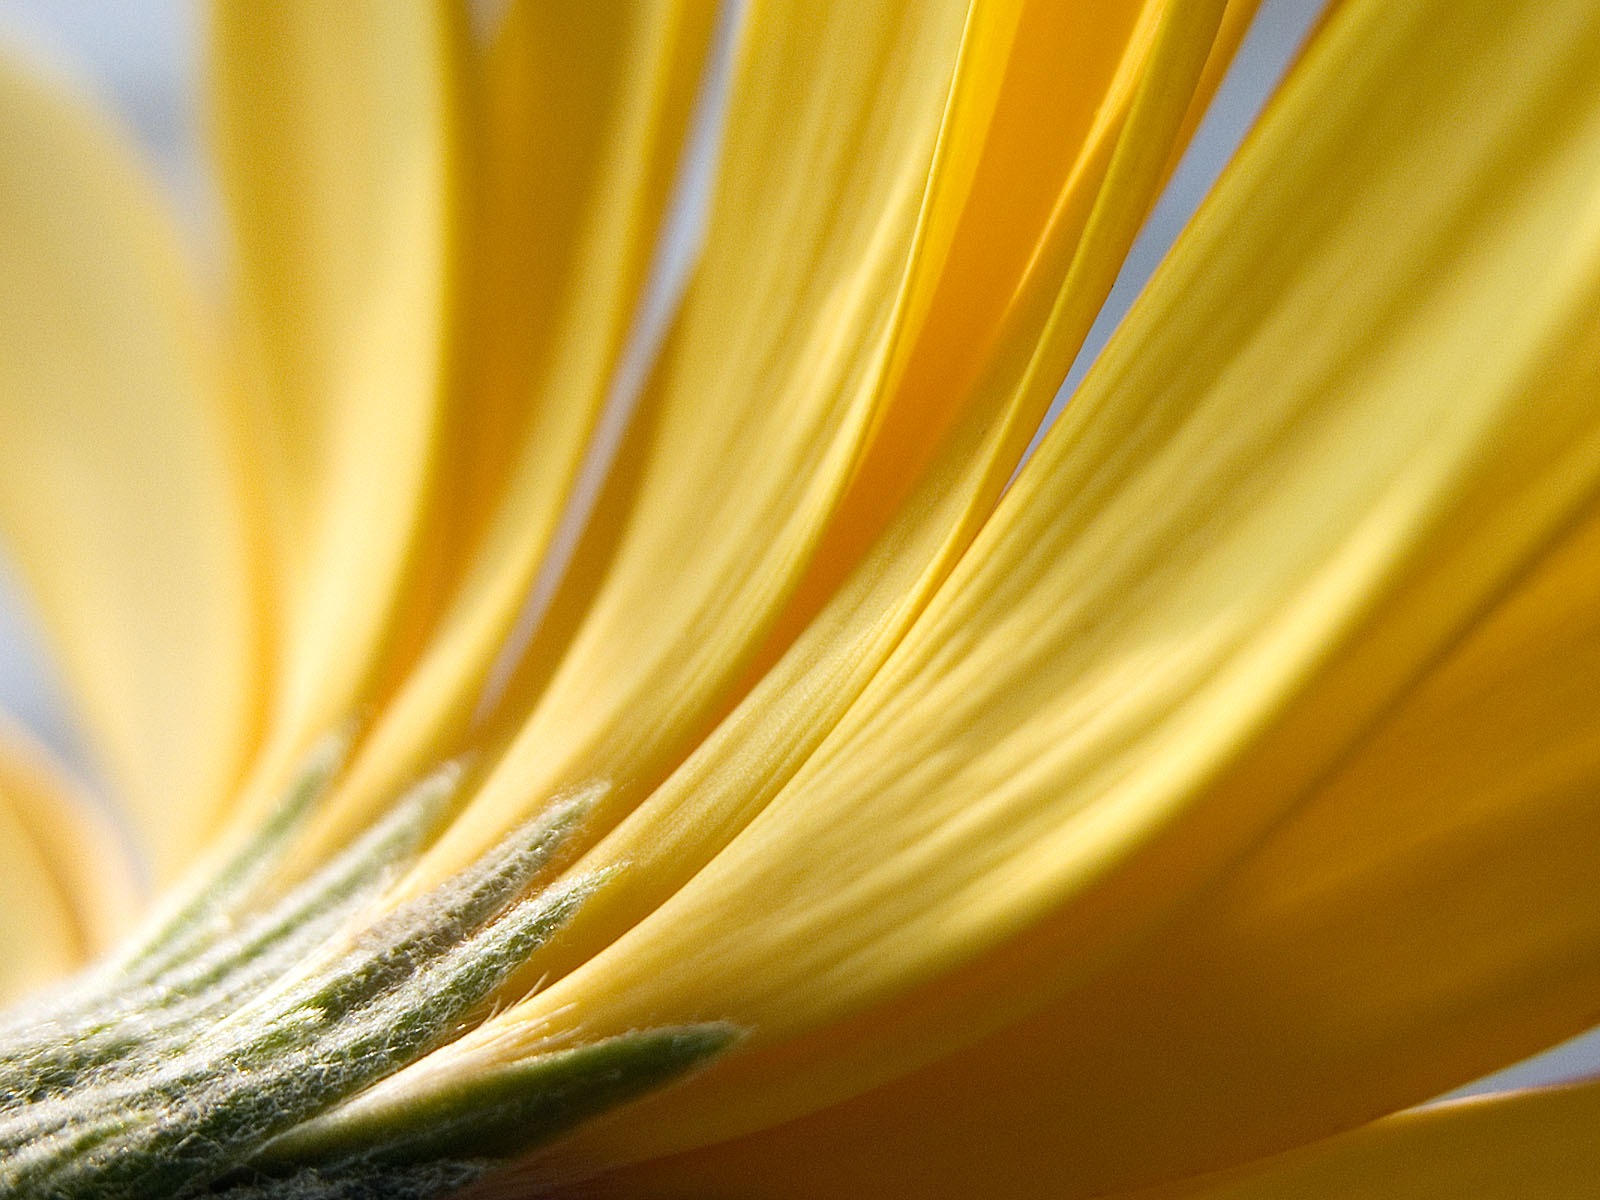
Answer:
404, 0, 1246, 902
0, 718, 140, 1004
291, 0, 718, 861
398, 0, 982, 885
208, 0, 461, 794
0, 47, 263, 875
324, 0, 1255, 1156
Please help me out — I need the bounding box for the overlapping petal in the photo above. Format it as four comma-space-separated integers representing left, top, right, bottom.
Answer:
0, 47, 263, 873
397, 0, 985, 887
470, 0, 1252, 1003
441, 0, 1600, 1181
4, 0, 1600, 1197
292, 0, 719, 861
0, 719, 138, 1003
392, 0, 1253, 898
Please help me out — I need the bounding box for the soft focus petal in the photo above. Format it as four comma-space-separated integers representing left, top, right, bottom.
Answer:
393, 0, 980, 886
610, 504, 1600, 1199
262, 1, 1255, 1165
0, 718, 139, 1003
1130, 1082, 1600, 1200
10, 1, 1600, 1196
0, 47, 263, 875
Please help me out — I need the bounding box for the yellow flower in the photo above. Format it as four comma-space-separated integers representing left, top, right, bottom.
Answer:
2, 0, 1600, 1196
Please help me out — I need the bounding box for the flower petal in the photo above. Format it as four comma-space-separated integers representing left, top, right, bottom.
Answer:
601, 502, 1600, 1199
401, 0, 1245, 899
466, 0, 1600, 1171
454, 0, 1243, 1004
0, 718, 139, 1002
1126, 1082, 1600, 1200
314, 0, 1249, 1153
384, 0, 986, 885
0, 48, 263, 874
209, 0, 462, 790
293, 0, 719, 856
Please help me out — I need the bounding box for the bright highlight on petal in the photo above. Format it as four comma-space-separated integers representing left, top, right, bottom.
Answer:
427, 0, 1250, 1019
405, 0, 990, 885
403, 0, 1250, 901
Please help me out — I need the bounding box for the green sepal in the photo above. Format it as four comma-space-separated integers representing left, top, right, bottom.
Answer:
0, 764, 458, 1113
0, 800, 605, 1198
114, 730, 353, 979
257, 1024, 741, 1171
212, 1160, 493, 1200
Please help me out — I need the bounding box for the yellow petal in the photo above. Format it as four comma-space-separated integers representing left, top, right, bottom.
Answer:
328, 0, 1252, 1151
473, 0, 1244, 997
209, 0, 461, 790
0, 47, 263, 875
406, 0, 1245, 900
0, 718, 140, 1003
396, 0, 982, 884
292, 0, 718, 860
601, 502, 1600, 1200
458, 0, 1600, 1169
1128, 1081, 1600, 1200
625, 1077, 1600, 1200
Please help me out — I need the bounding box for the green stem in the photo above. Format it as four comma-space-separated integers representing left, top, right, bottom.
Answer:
0, 771, 735, 1200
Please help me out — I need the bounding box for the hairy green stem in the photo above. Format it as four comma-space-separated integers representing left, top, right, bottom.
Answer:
0, 766, 734, 1200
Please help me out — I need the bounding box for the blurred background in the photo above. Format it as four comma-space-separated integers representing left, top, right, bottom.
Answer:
1, 0, 1595, 1096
